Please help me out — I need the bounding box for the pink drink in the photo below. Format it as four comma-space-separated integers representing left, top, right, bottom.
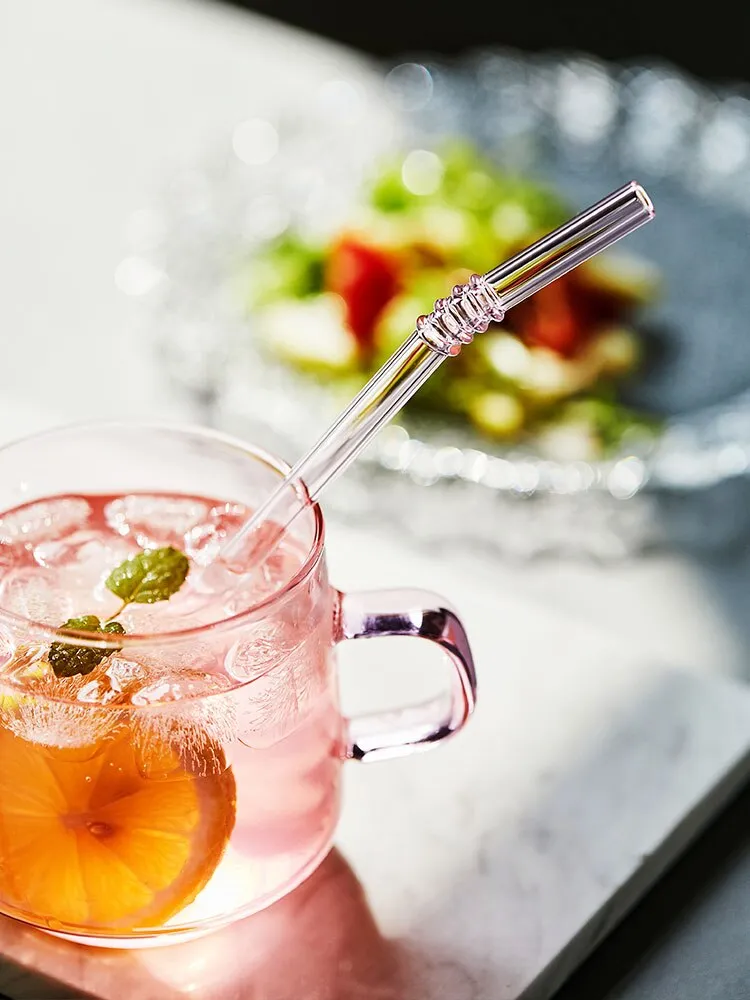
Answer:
0, 491, 343, 944
0, 423, 476, 948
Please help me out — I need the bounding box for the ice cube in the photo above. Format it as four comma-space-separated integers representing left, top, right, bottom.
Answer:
34, 531, 139, 612
225, 619, 301, 681
105, 494, 209, 548
117, 594, 216, 636
2, 535, 138, 626
234, 659, 301, 750
0, 660, 123, 749
141, 639, 217, 671
0, 643, 129, 748
105, 655, 148, 694
184, 517, 229, 568
116, 604, 178, 635
0, 569, 74, 624
130, 670, 236, 777
234, 619, 329, 749
71, 656, 148, 705
219, 554, 303, 620
1, 697, 121, 750
0, 498, 91, 546
221, 571, 281, 615
34, 530, 136, 572
75, 677, 122, 705
0, 642, 48, 684
184, 503, 251, 567
186, 505, 293, 602
130, 669, 232, 707
33, 530, 96, 568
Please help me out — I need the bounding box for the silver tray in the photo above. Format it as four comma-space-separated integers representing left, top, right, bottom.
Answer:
120, 52, 750, 557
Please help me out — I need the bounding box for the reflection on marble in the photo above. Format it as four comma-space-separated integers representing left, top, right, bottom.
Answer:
0, 851, 393, 1000
0, 849, 480, 999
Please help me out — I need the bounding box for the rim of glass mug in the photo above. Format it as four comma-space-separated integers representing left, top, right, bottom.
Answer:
0, 419, 477, 760
0, 420, 326, 648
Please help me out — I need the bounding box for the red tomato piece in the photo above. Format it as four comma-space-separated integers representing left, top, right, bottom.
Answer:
325, 238, 400, 352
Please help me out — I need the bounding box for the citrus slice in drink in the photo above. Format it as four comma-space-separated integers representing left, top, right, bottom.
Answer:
0, 726, 236, 931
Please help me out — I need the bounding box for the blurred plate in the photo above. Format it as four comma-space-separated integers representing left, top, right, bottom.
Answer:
123, 52, 750, 557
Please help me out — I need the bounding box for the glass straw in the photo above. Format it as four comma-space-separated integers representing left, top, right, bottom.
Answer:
206, 181, 654, 580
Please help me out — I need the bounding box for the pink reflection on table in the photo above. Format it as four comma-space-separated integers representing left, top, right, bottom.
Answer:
0, 850, 402, 1000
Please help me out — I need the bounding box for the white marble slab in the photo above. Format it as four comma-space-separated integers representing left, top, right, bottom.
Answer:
330, 530, 750, 1000
0, 525, 749, 1000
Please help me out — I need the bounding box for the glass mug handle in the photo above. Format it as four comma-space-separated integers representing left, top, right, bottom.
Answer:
334, 589, 477, 763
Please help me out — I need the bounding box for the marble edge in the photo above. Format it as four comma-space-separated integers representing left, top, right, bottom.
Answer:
527, 745, 750, 1000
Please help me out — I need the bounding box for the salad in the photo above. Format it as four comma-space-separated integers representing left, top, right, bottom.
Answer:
242, 143, 660, 460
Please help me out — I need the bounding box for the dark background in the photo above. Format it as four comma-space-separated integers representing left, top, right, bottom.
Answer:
223, 0, 750, 85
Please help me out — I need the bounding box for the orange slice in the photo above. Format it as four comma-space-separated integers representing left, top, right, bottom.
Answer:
0, 726, 236, 931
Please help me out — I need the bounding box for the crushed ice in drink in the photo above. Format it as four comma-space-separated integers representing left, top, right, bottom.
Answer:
130, 670, 232, 707
225, 617, 302, 681
34, 530, 136, 574
3, 697, 119, 752
233, 619, 329, 749
0, 570, 75, 624
0, 488, 343, 935
186, 505, 291, 604
104, 655, 148, 693
184, 503, 246, 567
131, 670, 236, 778
70, 656, 149, 705
116, 589, 219, 635
235, 658, 300, 749
0, 651, 124, 749
36, 533, 140, 616
0, 498, 91, 546
105, 494, 208, 548
75, 677, 121, 705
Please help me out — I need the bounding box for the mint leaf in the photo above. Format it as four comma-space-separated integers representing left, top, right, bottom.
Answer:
102, 621, 127, 637
46, 547, 188, 678
105, 546, 189, 607
48, 616, 126, 679
61, 615, 103, 632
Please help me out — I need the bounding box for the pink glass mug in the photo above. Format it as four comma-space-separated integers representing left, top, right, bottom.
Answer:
0, 423, 476, 946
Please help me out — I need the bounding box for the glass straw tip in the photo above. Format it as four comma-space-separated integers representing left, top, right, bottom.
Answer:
632, 181, 655, 218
